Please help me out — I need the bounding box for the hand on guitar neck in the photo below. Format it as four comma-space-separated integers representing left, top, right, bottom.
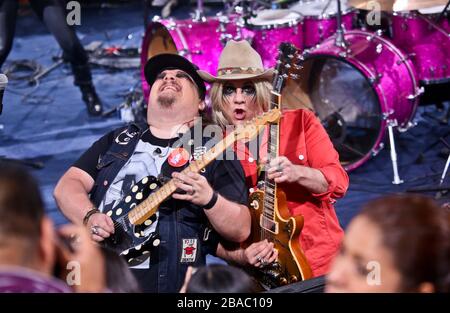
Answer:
262, 156, 329, 194
171, 171, 214, 207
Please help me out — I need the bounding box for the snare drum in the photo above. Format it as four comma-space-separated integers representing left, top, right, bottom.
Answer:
246, 9, 303, 68
298, 30, 421, 170
291, 0, 356, 47
141, 16, 249, 101
392, 10, 450, 84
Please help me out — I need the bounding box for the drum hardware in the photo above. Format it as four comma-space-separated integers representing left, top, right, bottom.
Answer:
371, 143, 385, 156
369, 73, 383, 84
375, 43, 383, 53
102, 82, 145, 123
387, 119, 404, 184
366, 31, 383, 41
439, 138, 450, 186
397, 120, 417, 132
435, 0, 450, 23
407, 86, 425, 100
334, 0, 350, 48
191, 0, 206, 22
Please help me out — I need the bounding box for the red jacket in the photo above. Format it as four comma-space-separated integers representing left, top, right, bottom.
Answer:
239, 109, 349, 276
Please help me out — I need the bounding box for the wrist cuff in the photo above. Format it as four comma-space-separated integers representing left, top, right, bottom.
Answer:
83, 207, 100, 225
204, 191, 219, 210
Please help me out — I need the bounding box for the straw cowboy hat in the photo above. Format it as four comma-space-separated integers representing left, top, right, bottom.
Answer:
198, 40, 273, 82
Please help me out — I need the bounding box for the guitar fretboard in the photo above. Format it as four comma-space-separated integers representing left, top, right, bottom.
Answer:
261, 91, 281, 238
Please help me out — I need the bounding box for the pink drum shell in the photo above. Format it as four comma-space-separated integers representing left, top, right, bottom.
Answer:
304, 30, 420, 171
303, 11, 356, 48
140, 17, 248, 101
392, 12, 450, 84
251, 23, 304, 69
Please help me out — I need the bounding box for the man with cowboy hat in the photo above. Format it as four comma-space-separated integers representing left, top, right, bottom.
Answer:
54, 52, 251, 292
200, 40, 349, 278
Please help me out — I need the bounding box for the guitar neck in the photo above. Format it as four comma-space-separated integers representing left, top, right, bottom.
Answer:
262, 91, 281, 222
128, 129, 255, 225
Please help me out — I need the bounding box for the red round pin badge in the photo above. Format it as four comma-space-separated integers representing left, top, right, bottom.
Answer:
168, 147, 190, 167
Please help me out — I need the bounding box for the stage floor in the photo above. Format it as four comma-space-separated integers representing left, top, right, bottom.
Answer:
0, 2, 449, 229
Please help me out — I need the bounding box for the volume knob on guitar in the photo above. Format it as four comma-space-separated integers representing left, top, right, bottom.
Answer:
290, 275, 298, 283
279, 277, 288, 286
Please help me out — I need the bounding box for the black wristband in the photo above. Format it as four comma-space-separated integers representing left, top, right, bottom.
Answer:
203, 191, 219, 210
83, 207, 100, 225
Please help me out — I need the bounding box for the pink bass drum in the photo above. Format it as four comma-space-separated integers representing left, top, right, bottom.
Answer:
392, 8, 450, 84
246, 9, 303, 68
140, 16, 251, 101
298, 30, 422, 170
290, 0, 356, 48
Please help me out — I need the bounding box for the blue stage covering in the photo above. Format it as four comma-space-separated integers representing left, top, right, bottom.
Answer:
1, 2, 449, 230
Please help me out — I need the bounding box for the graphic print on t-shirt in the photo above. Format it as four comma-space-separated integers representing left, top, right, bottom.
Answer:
99, 139, 174, 269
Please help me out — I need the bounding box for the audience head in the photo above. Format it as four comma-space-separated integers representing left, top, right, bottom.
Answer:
185, 264, 259, 293
326, 194, 449, 293
100, 247, 141, 293
0, 162, 55, 275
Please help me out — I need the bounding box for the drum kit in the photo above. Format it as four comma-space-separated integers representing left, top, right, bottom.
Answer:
140, 0, 450, 181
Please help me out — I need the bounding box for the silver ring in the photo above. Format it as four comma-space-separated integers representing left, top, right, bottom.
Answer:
189, 188, 195, 196
91, 225, 99, 235
256, 256, 262, 263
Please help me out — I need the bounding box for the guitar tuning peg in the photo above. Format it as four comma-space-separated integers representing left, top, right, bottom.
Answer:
290, 74, 299, 80
285, 64, 291, 69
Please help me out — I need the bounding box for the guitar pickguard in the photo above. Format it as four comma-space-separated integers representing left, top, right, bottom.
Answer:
103, 175, 162, 266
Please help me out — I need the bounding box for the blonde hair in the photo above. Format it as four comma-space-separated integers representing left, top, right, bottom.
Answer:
210, 80, 272, 129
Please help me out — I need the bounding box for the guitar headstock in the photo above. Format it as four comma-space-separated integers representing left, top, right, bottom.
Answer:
272, 42, 303, 94
234, 109, 281, 141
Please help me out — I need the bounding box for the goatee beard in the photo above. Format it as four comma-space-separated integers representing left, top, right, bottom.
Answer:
157, 95, 176, 108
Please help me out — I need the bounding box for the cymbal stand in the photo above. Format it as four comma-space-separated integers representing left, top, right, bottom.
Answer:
435, 0, 450, 24
334, 0, 349, 49
192, 0, 206, 22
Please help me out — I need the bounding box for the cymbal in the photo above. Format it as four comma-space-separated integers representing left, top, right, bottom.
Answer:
348, 0, 448, 12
